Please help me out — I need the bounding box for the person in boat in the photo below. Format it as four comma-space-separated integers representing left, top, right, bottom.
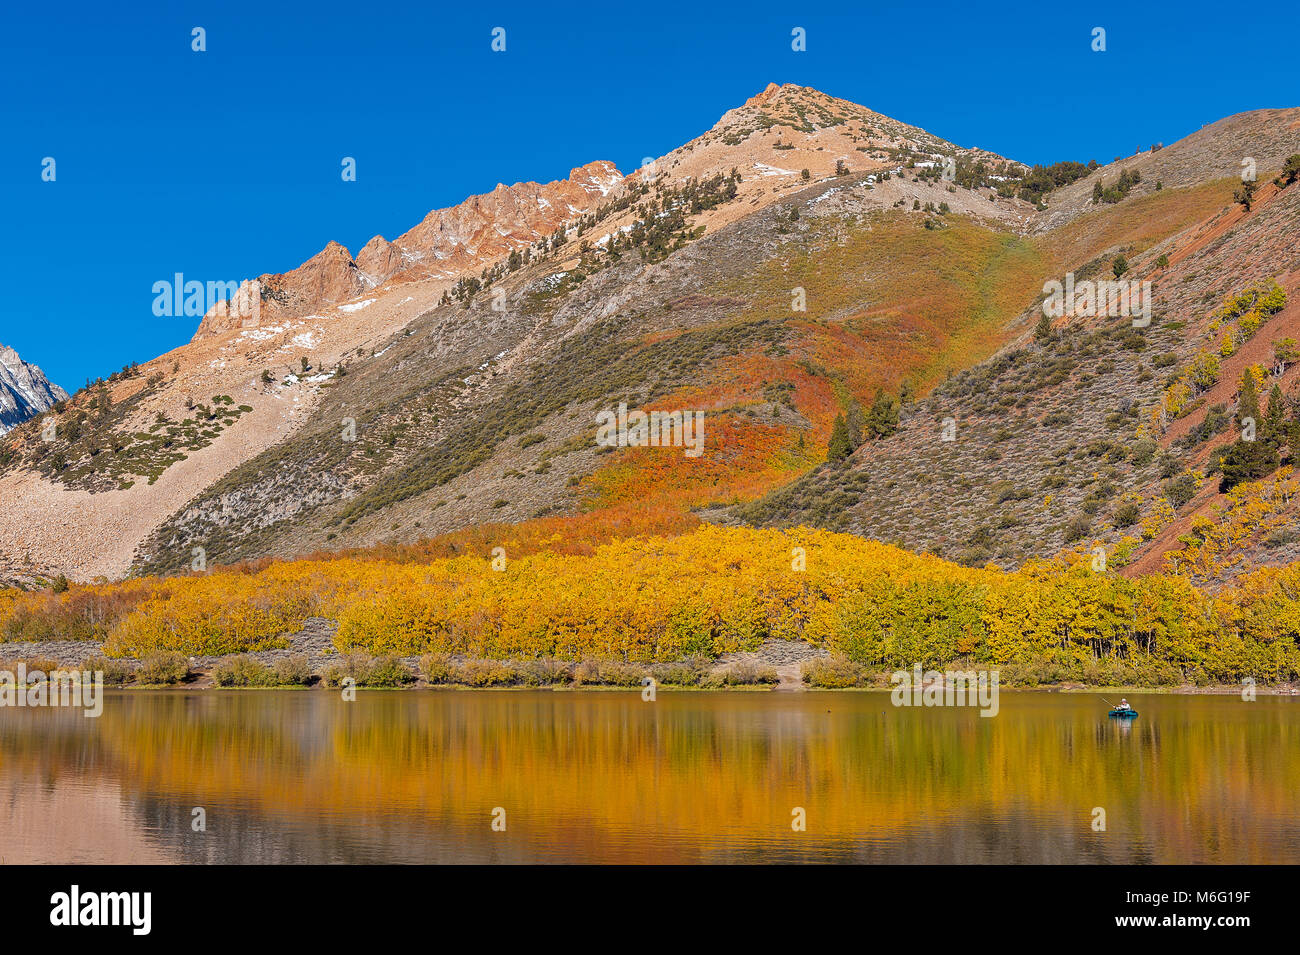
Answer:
1116, 698, 1131, 711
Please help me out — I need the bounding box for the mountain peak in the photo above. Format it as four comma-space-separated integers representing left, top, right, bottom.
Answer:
0, 343, 67, 436
741, 81, 811, 109
711, 82, 925, 143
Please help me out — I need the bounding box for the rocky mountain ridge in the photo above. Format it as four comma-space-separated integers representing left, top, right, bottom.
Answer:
193, 161, 626, 338
0, 344, 67, 436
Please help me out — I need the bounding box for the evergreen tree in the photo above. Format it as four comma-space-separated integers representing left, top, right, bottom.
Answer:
1234, 179, 1256, 211
1237, 369, 1261, 430
827, 414, 852, 462
1220, 438, 1279, 491
864, 388, 900, 439
1278, 154, 1300, 187
1263, 384, 1286, 445
1290, 398, 1300, 463
1034, 312, 1054, 344
845, 400, 864, 450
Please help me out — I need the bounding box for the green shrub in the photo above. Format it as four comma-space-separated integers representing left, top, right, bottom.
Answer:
364, 655, 416, 686
802, 657, 867, 688
516, 658, 573, 686
420, 652, 455, 684
1129, 438, 1157, 467
573, 659, 647, 686
213, 654, 275, 687
1062, 515, 1092, 543
83, 655, 134, 685
452, 659, 518, 686
273, 654, 313, 686
1113, 502, 1141, 527
136, 651, 189, 685
322, 651, 374, 687
999, 652, 1186, 687
1164, 472, 1200, 508
420, 655, 571, 686
716, 661, 778, 685
650, 659, 709, 686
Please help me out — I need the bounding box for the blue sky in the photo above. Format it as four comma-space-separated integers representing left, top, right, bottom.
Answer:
2, 0, 1297, 390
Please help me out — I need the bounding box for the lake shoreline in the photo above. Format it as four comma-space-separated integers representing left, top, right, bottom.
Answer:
106, 683, 1300, 694
13, 669, 1299, 696
3, 626, 1297, 695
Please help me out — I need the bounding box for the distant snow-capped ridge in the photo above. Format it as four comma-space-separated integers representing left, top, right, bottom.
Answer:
0, 344, 68, 435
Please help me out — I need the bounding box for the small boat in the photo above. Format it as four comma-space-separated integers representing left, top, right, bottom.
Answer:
1108, 708, 1138, 719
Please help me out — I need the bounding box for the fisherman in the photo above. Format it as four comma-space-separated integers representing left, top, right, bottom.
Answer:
1116, 698, 1131, 711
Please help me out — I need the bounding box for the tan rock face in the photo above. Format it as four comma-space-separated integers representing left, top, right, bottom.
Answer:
195, 241, 367, 337
276, 241, 367, 309
356, 236, 404, 285
188, 279, 264, 337
391, 160, 623, 278
194, 161, 625, 339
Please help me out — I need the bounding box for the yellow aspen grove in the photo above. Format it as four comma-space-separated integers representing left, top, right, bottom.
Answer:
4, 525, 1294, 684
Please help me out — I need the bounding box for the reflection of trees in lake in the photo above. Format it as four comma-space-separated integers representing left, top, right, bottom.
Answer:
1, 692, 1296, 863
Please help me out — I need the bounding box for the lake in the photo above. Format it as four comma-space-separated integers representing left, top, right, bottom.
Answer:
2, 689, 1297, 864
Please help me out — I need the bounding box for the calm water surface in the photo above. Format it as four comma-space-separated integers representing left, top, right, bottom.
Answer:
1, 690, 1297, 863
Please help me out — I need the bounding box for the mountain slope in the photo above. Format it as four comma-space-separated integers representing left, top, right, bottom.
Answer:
1032, 108, 1300, 233
2, 83, 1030, 580
0, 164, 631, 581
131, 106, 1293, 576
3, 86, 1297, 585
730, 141, 1300, 579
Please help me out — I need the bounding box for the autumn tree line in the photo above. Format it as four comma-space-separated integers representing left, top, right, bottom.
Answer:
3, 525, 1299, 685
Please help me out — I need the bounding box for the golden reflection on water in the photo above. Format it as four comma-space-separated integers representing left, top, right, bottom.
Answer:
1, 690, 1297, 863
